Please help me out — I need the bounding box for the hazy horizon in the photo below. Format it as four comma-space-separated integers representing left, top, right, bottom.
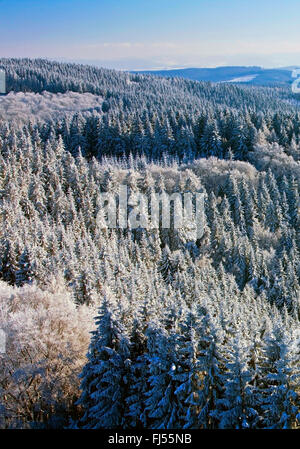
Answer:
1, 56, 299, 73
48, 59, 300, 72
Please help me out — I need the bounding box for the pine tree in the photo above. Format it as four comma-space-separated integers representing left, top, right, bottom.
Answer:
259, 328, 300, 428
77, 290, 131, 428
15, 247, 35, 287
144, 318, 185, 429
215, 336, 260, 429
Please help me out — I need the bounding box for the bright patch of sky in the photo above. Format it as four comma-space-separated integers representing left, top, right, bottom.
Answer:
0, 0, 300, 70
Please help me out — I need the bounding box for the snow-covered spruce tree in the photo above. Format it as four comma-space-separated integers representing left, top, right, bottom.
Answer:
213, 336, 260, 429
259, 327, 300, 429
158, 245, 175, 284
173, 305, 203, 429
77, 289, 131, 429
0, 240, 19, 285
196, 314, 226, 429
125, 297, 156, 429
15, 247, 35, 287
144, 317, 186, 429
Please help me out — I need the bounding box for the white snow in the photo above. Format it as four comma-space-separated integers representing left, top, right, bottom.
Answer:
221, 74, 259, 83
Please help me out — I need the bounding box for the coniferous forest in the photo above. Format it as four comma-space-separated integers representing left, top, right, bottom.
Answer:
0, 58, 299, 429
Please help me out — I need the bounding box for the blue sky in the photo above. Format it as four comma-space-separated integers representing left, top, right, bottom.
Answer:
1, 0, 300, 69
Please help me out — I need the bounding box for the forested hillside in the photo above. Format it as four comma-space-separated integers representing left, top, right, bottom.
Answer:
0, 59, 299, 429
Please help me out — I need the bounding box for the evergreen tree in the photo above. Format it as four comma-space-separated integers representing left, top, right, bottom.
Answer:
77, 290, 131, 428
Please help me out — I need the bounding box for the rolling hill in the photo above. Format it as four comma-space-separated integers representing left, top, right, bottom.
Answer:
134, 66, 295, 87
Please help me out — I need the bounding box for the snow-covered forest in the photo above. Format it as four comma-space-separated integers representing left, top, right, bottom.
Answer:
0, 58, 299, 429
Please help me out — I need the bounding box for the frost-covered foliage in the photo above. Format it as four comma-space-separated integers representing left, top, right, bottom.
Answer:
0, 279, 94, 428
0, 59, 299, 429
0, 91, 103, 123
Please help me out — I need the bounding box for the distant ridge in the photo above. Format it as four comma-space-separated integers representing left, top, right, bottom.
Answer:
133, 66, 294, 87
